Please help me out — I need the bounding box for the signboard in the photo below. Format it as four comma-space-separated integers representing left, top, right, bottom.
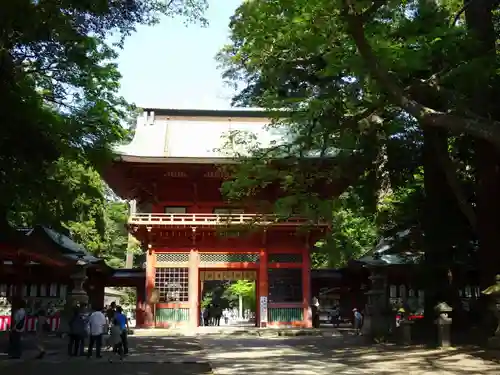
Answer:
260, 296, 268, 323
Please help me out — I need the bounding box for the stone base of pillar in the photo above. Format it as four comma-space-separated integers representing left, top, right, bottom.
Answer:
488, 335, 500, 348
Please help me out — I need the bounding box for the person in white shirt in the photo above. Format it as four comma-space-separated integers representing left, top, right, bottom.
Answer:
9, 300, 26, 359
86, 306, 106, 358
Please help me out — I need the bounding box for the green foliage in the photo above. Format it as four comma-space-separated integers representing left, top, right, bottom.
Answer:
0, 0, 207, 266
0, 0, 207, 223
67, 200, 141, 268
224, 280, 256, 311
216, 0, 495, 268
314, 189, 379, 268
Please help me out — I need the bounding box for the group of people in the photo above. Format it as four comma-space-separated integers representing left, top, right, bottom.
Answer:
201, 304, 223, 326
68, 301, 129, 361
7, 299, 129, 361
310, 297, 364, 333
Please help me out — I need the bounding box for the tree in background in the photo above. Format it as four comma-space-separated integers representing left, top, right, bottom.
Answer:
217, 1, 500, 339
0, 0, 207, 263
217, 0, 496, 270
224, 280, 256, 312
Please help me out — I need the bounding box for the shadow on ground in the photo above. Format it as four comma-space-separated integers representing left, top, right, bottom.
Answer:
1, 333, 206, 363
202, 335, 500, 375
1, 362, 212, 375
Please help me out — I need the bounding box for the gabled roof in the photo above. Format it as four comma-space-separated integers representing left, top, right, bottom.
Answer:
353, 229, 422, 267
17, 226, 108, 268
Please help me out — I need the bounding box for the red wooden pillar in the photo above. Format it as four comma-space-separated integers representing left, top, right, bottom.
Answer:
302, 247, 312, 328
258, 248, 268, 327
144, 248, 156, 327
135, 281, 146, 327
188, 249, 200, 331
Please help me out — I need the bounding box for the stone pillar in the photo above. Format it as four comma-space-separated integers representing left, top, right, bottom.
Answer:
363, 266, 388, 340
188, 249, 200, 331
60, 265, 89, 335
302, 247, 312, 328
258, 248, 268, 327
400, 320, 414, 345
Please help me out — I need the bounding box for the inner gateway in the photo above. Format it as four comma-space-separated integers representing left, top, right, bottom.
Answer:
104, 108, 330, 329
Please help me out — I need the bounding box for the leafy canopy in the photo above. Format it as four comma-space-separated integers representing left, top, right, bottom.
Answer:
0, 0, 207, 262
217, 0, 493, 266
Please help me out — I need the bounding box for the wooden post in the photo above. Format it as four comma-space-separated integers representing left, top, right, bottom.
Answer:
188, 249, 200, 331
258, 248, 268, 327
302, 246, 312, 328
145, 243, 156, 327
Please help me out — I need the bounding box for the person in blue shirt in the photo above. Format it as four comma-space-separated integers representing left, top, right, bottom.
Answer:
115, 306, 129, 355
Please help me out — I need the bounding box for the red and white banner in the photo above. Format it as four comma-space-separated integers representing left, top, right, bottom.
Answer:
0, 315, 60, 332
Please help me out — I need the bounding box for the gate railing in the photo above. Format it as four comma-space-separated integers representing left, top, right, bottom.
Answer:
128, 213, 326, 226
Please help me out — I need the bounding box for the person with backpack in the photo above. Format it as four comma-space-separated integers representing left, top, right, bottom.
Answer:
8, 299, 26, 359
68, 306, 86, 356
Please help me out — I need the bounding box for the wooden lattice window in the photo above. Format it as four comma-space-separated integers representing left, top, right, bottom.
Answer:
268, 253, 302, 263
199, 253, 259, 264
268, 269, 303, 303
155, 253, 189, 263
154, 268, 189, 302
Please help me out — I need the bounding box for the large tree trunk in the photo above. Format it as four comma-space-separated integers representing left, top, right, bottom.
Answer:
422, 128, 456, 339
465, 0, 500, 338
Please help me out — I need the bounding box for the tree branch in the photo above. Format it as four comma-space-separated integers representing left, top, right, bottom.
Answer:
430, 133, 477, 233
361, 0, 388, 22
451, 0, 472, 26
341, 0, 500, 150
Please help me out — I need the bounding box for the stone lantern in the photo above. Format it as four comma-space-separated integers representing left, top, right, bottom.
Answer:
481, 274, 500, 348
363, 264, 388, 340
59, 258, 89, 336
68, 263, 89, 306
434, 302, 453, 347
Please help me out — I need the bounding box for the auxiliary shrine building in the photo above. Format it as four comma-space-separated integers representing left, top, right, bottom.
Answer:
104, 109, 328, 329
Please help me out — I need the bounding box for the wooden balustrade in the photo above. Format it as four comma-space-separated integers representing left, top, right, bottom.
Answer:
128, 213, 325, 226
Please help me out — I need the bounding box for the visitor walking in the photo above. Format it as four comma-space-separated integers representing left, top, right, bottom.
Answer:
87, 306, 106, 359
107, 318, 124, 362
331, 305, 340, 327
311, 297, 320, 328
115, 306, 129, 356
35, 308, 48, 359
8, 299, 26, 359
68, 306, 87, 357
353, 308, 363, 335
106, 302, 116, 333
202, 307, 209, 326
213, 304, 222, 326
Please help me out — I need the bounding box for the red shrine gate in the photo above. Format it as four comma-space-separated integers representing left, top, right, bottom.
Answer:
104, 109, 329, 330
